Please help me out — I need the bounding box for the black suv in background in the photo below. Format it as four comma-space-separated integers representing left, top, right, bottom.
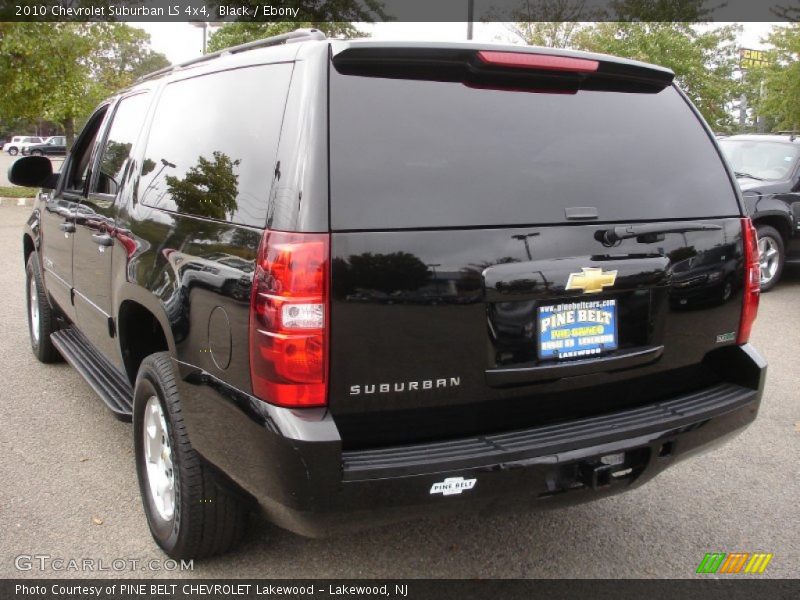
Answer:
13, 31, 766, 559
720, 134, 800, 290
23, 135, 67, 156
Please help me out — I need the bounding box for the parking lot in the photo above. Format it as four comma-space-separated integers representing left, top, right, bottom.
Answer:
0, 201, 798, 579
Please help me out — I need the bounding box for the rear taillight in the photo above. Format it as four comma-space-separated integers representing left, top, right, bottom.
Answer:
476, 51, 599, 73
249, 231, 329, 407
737, 217, 760, 344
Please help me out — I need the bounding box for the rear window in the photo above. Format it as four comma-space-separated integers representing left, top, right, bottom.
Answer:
329, 71, 739, 230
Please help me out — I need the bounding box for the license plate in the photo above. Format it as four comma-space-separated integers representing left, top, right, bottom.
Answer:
538, 299, 618, 360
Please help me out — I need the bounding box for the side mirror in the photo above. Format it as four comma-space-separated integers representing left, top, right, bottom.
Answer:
8, 156, 58, 189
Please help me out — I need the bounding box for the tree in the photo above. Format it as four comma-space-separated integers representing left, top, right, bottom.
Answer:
505, 0, 599, 48
165, 152, 241, 221
573, 21, 742, 129
207, 22, 364, 53
756, 24, 800, 131
205, 0, 385, 52
0, 23, 169, 148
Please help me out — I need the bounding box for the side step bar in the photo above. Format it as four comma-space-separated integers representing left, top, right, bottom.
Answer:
50, 328, 133, 421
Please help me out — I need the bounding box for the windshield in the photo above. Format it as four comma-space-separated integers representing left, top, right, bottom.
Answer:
720, 140, 800, 181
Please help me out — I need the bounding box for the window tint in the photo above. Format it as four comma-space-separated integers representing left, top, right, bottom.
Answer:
139, 64, 292, 227
330, 73, 739, 230
65, 108, 107, 193
94, 93, 151, 196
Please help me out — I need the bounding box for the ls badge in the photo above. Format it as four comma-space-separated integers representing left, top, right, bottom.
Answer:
430, 477, 476, 496
566, 267, 618, 294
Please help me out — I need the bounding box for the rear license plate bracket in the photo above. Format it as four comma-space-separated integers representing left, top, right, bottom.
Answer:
537, 299, 618, 361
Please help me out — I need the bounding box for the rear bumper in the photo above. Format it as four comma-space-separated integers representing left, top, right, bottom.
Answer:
176, 344, 766, 537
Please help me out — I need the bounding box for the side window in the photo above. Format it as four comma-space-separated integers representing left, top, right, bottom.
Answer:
65, 108, 108, 193
138, 63, 292, 227
94, 93, 151, 196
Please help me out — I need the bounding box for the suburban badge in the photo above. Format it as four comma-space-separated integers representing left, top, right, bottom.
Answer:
565, 267, 618, 294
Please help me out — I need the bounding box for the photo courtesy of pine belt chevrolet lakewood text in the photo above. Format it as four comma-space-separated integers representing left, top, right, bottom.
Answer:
12, 30, 766, 559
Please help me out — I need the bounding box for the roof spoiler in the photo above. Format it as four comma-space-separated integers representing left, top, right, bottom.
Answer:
332, 46, 674, 93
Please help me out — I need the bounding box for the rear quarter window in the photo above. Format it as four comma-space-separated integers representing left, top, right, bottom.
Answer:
330, 72, 739, 230
138, 63, 293, 228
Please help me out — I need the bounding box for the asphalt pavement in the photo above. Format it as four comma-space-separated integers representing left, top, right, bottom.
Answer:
0, 203, 798, 579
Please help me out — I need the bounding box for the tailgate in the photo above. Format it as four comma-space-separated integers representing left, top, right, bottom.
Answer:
326, 45, 745, 447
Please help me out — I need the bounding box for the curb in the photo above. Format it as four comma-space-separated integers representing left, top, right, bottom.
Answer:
0, 197, 35, 207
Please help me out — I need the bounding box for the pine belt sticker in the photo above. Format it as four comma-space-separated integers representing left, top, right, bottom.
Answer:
429, 477, 476, 496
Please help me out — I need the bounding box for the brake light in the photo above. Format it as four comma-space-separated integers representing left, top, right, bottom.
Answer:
476, 51, 599, 73
249, 231, 329, 407
737, 217, 760, 344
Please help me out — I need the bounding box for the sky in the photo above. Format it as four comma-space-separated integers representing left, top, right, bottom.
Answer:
134, 21, 783, 65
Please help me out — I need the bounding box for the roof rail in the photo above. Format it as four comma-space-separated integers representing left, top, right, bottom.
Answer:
136, 28, 327, 84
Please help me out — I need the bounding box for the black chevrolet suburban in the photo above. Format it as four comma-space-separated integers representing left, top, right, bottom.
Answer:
13, 30, 766, 559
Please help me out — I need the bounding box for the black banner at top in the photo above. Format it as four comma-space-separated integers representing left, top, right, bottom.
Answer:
0, 0, 797, 23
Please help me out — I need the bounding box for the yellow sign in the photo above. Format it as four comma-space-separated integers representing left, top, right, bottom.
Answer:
740, 48, 770, 69
565, 267, 617, 294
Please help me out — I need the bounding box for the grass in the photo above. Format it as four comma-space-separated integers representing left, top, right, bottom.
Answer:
0, 186, 38, 198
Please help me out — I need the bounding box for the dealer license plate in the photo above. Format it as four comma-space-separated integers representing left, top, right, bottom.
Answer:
538, 299, 618, 360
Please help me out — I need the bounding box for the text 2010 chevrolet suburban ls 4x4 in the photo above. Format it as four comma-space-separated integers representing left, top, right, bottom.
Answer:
12, 31, 766, 559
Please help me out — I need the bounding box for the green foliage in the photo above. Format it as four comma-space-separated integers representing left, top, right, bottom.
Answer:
572, 22, 742, 129
503, 0, 601, 48
0, 23, 169, 147
509, 2, 742, 129
0, 186, 38, 198
207, 22, 364, 53
205, 0, 385, 52
756, 24, 800, 131
165, 152, 241, 221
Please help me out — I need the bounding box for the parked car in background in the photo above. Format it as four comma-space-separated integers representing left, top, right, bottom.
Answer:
720, 134, 800, 290
23, 136, 67, 156
3, 135, 41, 155
4, 136, 44, 156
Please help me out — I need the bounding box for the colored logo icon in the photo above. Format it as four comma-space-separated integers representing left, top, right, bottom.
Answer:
696, 552, 773, 574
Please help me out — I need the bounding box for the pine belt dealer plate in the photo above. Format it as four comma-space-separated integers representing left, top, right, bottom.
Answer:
538, 299, 618, 360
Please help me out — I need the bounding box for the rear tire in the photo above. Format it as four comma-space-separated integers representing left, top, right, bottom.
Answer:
8, 147, 18, 156
133, 352, 247, 559
756, 225, 784, 292
25, 254, 62, 363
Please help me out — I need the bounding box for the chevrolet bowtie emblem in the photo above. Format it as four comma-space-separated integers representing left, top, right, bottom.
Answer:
565, 267, 618, 294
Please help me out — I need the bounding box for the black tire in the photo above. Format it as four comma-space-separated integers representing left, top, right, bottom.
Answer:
755, 224, 784, 292
133, 352, 247, 559
8, 147, 18, 156
25, 254, 62, 363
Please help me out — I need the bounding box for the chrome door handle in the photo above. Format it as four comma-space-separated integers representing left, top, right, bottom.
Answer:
91, 233, 113, 247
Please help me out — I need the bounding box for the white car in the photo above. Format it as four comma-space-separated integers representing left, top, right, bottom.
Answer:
4, 136, 44, 156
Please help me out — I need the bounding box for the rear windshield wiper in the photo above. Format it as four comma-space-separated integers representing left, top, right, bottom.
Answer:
595, 222, 723, 245
734, 171, 765, 181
